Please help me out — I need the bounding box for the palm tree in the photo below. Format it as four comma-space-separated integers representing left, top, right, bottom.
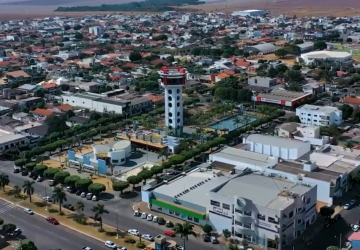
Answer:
52, 186, 67, 213
22, 180, 35, 203
157, 149, 168, 162
0, 173, 9, 192
92, 204, 108, 230
173, 222, 197, 250
75, 201, 85, 214
13, 185, 21, 198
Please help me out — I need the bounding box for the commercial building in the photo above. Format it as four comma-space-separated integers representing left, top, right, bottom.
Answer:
159, 66, 186, 137
276, 123, 330, 146
88, 26, 104, 36
253, 90, 312, 108
0, 129, 29, 152
142, 166, 317, 249
242, 134, 311, 160
244, 43, 277, 55
208, 145, 356, 210
299, 51, 353, 65
296, 104, 342, 126
61, 93, 153, 115
93, 140, 132, 166
231, 9, 266, 16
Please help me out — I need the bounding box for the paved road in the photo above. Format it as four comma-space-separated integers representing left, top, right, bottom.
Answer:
0, 161, 214, 250
0, 199, 107, 250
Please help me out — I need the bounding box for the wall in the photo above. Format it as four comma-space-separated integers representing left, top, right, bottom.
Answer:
108, 150, 127, 165
208, 212, 232, 232
152, 192, 206, 214
62, 95, 124, 114
293, 136, 329, 146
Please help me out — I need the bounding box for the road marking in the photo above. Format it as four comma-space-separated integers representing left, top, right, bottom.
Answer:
0, 202, 17, 213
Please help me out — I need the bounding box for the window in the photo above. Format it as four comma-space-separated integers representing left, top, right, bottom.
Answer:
175, 211, 180, 216
257, 214, 265, 221
157, 207, 162, 211
235, 209, 243, 214
289, 211, 293, 218
168, 89, 172, 94
169, 210, 174, 214
177, 102, 180, 107
169, 119, 173, 124
177, 112, 180, 116
244, 223, 252, 229
188, 216, 193, 221
297, 219, 302, 225
234, 232, 242, 238
168, 96, 172, 101
194, 218, 199, 223
211, 200, 220, 207
244, 211, 251, 216
169, 103, 172, 107
222, 203, 230, 210
112, 159, 119, 163
244, 235, 251, 241
313, 120, 317, 122
306, 198, 311, 204
169, 112, 173, 117
235, 221, 242, 226
268, 217, 278, 224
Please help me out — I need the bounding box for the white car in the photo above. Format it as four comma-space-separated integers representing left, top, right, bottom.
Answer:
128, 229, 140, 236
134, 210, 140, 216
152, 216, 158, 222
92, 195, 97, 201
24, 208, 33, 215
80, 192, 86, 198
43, 196, 52, 202
142, 234, 154, 241
82, 247, 93, 250
141, 212, 147, 219
147, 214, 153, 221
105, 241, 117, 249
352, 224, 360, 232
117, 247, 128, 250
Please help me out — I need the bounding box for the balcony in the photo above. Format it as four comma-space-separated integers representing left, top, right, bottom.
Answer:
235, 213, 253, 223
234, 225, 254, 236
320, 116, 330, 120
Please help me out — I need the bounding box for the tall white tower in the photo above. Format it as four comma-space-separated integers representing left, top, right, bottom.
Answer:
159, 66, 186, 137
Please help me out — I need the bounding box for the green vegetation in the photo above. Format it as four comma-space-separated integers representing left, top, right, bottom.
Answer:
55, 0, 204, 12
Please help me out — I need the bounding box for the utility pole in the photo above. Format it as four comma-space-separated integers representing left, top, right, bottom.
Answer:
115, 210, 119, 239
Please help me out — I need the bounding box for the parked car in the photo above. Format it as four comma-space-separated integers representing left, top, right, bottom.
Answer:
352, 224, 360, 232
92, 195, 98, 201
46, 217, 59, 225
105, 241, 117, 249
21, 171, 28, 176
80, 192, 86, 198
142, 234, 154, 241
86, 193, 93, 200
141, 212, 147, 219
133, 210, 140, 216
9, 228, 21, 236
344, 199, 357, 210
165, 221, 174, 227
152, 216, 158, 222
63, 204, 75, 211
127, 229, 140, 236
210, 236, 219, 244
158, 217, 166, 225
13, 168, 20, 173
75, 190, 82, 196
117, 247, 127, 250
147, 214, 153, 221
24, 208, 33, 215
203, 235, 211, 242
82, 247, 93, 250
36, 176, 44, 182
164, 230, 175, 237
43, 196, 52, 202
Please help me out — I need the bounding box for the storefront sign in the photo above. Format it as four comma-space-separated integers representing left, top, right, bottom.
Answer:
260, 98, 281, 104
213, 207, 228, 215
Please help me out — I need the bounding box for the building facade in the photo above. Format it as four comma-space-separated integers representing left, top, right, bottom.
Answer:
296, 104, 343, 126
159, 66, 186, 137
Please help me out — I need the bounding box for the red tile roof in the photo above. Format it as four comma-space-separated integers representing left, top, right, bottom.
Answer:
31, 108, 53, 117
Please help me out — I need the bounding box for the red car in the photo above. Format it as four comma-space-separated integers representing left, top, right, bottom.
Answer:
46, 217, 59, 225
164, 230, 175, 237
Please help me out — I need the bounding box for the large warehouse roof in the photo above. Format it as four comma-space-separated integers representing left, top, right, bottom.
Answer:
244, 43, 277, 53
302, 50, 352, 58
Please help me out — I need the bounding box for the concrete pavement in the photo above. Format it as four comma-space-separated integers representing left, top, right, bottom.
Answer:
0, 199, 107, 250
0, 160, 212, 250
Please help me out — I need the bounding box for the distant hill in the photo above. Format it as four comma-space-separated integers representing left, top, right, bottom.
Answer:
55, 0, 204, 12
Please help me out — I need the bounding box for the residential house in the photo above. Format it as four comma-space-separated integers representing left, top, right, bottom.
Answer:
31, 108, 54, 120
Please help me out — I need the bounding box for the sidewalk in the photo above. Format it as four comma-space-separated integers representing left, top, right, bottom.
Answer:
133, 202, 204, 235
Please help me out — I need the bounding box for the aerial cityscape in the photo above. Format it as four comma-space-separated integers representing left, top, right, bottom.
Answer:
1, 0, 360, 250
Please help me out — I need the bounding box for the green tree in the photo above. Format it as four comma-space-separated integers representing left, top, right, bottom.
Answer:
64, 175, 80, 188
150, 165, 163, 177
43, 168, 60, 179
112, 181, 129, 195
274, 48, 288, 58
129, 51, 142, 62
14, 158, 26, 167
54, 171, 70, 184
33, 165, 48, 176
319, 206, 334, 218
75, 178, 93, 192
19, 241, 38, 250
157, 149, 169, 162
126, 175, 142, 190
88, 183, 106, 196
92, 204, 108, 229
73, 24, 82, 30
0, 173, 9, 191
52, 186, 67, 213
173, 222, 197, 250
202, 224, 213, 235
2, 223, 16, 234
74, 32, 83, 39
75, 201, 85, 214
314, 41, 327, 50
22, 180, 34, 202
222, 229, 231, 239
138, 169, 153, 184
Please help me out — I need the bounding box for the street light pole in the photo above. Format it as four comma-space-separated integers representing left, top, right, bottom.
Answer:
339, 233, 342, 249
44, 185, 48, 211
115, 210, 119, 239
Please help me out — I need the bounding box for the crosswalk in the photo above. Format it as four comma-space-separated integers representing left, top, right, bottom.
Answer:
0, 201, 17, 214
